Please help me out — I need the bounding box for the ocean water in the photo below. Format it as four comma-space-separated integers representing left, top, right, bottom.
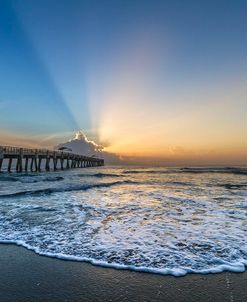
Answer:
0, 166, 246, 276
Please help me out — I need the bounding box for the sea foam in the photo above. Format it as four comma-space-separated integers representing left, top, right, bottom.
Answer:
0, 167, 246, 276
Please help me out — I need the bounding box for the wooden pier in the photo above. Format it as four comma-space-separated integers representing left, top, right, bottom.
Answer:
0, 146, 104, 173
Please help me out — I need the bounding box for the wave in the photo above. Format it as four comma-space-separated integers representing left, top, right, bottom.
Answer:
77, 173, 121, 178
180, 167, 247, 175
164, 181, 192, 186
123, 170, 151, 174
219, 183, 247, 190
1, 166, 246, 277
0, 176, 19, 182
0, 180, 139, 198
44, 176, 64, 182
123, 167, 247, 175
0, 241, 246, 277
123, 169, 174, 175
0, 175, 64, 184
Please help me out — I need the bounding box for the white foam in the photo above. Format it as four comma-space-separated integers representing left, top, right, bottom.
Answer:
0, 167, 246, 276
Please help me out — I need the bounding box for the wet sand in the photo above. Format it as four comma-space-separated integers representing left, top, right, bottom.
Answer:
0, 244, 246, 302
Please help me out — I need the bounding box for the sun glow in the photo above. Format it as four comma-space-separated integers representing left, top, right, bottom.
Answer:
89, 50, 247, 164
82, 28, 247, 163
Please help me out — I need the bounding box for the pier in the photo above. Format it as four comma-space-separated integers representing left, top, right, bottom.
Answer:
0, 146, 104, 172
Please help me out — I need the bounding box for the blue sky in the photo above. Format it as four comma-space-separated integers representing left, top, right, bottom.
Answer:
0, 0, 247, 163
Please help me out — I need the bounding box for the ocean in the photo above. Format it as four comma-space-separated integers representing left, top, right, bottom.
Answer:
0, 166, 246, 276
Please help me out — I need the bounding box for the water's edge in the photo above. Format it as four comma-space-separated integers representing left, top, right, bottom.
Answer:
1, 240, 246, 277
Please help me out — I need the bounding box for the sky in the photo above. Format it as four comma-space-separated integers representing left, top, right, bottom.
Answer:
0, 0, 246, 165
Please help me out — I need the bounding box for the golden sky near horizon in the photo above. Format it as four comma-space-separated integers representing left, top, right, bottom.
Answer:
87, 58, 247, 165
1, 72, 247, 166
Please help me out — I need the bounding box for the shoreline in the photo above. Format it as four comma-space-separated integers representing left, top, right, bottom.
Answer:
1, 243, 246, 302
1, 240, 246, 277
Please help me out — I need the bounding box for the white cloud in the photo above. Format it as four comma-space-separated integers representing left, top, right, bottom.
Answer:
55, 131, 121, 165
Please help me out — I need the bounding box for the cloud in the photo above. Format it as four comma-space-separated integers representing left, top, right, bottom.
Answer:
55, 131, 121, 165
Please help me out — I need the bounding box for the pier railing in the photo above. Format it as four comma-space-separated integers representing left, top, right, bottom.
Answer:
0, 145, 104, 172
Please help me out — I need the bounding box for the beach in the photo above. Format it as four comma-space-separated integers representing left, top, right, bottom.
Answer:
1, 244, 246, 302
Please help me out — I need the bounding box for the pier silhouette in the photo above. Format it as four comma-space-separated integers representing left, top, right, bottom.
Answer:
0, 146, 104, 172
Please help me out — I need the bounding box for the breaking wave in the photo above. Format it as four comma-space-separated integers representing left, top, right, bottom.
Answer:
0, 166, 246, 276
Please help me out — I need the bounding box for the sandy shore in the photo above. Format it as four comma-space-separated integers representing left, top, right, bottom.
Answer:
0, 244, 246, 302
